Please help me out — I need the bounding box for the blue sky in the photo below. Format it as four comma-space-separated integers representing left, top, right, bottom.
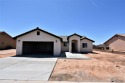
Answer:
0, 0, 125, 45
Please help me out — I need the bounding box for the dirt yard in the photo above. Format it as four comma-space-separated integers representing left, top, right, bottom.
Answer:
49, 50, 125, 82
0, 49, 16, 58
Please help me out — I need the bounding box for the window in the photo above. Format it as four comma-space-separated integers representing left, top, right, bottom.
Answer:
63, 43, 67, 46
37, 31, 40, 35
82, 43, 87, 48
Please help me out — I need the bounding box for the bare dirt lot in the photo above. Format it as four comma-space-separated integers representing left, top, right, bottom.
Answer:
0, 49, 16, 58
49, 50, 125, 82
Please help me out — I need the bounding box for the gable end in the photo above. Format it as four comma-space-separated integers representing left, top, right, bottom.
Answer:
13, 27, 62, 41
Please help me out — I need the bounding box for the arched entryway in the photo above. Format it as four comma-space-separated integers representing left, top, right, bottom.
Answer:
72, 40, 78, 52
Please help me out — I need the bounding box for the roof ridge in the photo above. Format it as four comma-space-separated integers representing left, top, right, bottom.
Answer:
14, 27, 62, 40
0, 31, 5, 32
58, 35, 68, 37
116, 34, 125, 35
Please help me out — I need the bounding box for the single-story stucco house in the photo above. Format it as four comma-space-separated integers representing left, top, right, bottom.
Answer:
0, 31, 16, 49
104, 34, 125, 51
14, 27, 94, 56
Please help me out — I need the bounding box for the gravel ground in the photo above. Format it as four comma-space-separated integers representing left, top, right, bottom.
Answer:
0, 49, 16, 58
49, 50, 125, 82
1, 49, 125, 82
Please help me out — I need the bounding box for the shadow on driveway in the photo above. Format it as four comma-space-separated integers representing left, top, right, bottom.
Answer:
12, 52, 66, 58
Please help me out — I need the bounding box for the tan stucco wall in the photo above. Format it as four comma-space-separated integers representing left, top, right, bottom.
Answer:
69, 35, 81, 52
0, 32, 16, 49
105, 36, 125, 51
61, 42, 69, 52
80, 39, 93, 52
16, 30, 61, 56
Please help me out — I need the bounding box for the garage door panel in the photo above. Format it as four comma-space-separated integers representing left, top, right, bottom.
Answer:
23, 43, 33, 54
23, 42, 53, 55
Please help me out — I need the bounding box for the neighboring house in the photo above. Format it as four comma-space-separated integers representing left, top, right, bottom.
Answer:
94, 44, 105, 49
104, 34, 125, 51
14, 27, 94, 56
0, 32, 16, 49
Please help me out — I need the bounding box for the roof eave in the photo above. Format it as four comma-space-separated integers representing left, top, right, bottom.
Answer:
67, 33, 82, 39
81, 37, 95, 42
104, 34, 118, 44
13, 27, 62, 41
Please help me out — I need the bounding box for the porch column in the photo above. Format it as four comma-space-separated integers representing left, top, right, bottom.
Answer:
78, 39, 80, 52
69, 40, 72, 52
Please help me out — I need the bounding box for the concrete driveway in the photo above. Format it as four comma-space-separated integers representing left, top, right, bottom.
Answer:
65, 52, 90, 59
0, 57, 57, 81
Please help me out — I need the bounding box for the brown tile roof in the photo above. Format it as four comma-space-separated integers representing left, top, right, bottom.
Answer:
104, 34, 125, 44
60, 36, 68, 42
60, 36, 94, 42
0, 31, 14, 39
117, 34, 125, 37
0, 31, 5, 33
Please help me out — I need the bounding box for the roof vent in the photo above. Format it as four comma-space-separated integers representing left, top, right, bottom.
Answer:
37, 31, 40, 35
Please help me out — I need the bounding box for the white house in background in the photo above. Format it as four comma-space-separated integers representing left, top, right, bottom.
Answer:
14, 27, 94, 56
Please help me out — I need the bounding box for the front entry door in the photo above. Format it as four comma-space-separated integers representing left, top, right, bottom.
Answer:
72, 43, 77, 52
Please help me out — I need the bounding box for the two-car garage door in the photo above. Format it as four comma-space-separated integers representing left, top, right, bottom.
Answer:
23, 42, 53, 55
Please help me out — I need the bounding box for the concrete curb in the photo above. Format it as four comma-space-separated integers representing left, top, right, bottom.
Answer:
48, 58, 58, 81
0, 80, 118, 83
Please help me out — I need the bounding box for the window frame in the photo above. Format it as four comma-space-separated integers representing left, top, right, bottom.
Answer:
82, 43, 88, 48
63, 42, 68, 47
